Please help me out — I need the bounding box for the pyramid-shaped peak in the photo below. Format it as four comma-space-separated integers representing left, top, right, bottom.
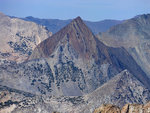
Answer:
74, 16, 82, 21
29, 15, 98, 60
70, 16, 84, 25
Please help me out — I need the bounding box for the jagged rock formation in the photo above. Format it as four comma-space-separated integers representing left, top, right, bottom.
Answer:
99, 14, 150, 78
93, 104, 121, 113
94, 102, 150, 113
121, 104, 143, 113
0, 12, 52, 63
21, 16, 122, 34
29, 16, 99, 60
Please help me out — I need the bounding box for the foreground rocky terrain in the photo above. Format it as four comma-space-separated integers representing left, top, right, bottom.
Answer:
94, 102, 150, 113
0, 12, 52, 63
99, 14, 150, 78
0, 12, 150, 113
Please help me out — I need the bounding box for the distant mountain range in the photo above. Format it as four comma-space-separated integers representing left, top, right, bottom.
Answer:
21, 16, 122, 34
0, 12, 150, 113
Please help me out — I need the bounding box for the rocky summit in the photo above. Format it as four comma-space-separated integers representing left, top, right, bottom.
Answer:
29, 16, 98, 60
0, 12, 150, 113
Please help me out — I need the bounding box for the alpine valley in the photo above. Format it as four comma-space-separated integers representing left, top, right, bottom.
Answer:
0, 12, 150, 113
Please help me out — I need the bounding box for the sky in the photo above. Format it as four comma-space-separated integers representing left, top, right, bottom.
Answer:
0, 0, 150, 21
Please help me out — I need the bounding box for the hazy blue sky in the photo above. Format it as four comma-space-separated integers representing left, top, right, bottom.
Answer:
0, 0, 150, 21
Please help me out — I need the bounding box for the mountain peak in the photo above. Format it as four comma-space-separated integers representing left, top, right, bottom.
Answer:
69, 16, 88, 31
74, 16, 82, 20
72, 16, 82, 22
29, 15, 98, 60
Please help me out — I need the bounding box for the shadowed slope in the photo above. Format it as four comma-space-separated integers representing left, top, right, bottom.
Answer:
99, 14, 150, 78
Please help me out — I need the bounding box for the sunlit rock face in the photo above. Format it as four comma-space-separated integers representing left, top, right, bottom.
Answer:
94, 101, 150, 113
0, 12, 52, 63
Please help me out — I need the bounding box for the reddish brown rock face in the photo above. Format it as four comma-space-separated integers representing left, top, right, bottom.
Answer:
29, 17, 98, 61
